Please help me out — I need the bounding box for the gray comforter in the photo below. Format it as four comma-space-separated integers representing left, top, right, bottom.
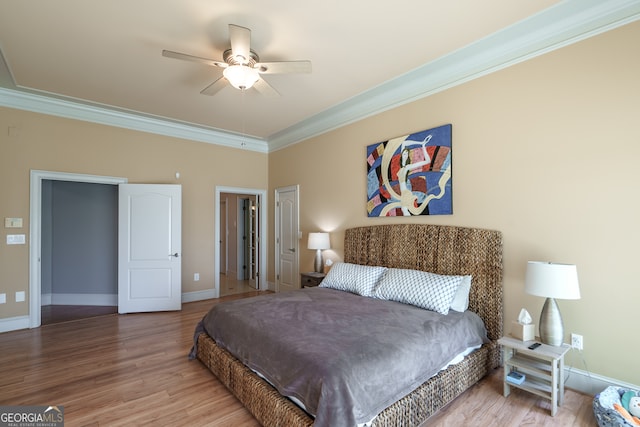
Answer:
195, 287, 488, 427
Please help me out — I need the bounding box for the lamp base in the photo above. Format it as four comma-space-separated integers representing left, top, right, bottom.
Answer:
539, 297, 564, 346
314, 249, 323, 273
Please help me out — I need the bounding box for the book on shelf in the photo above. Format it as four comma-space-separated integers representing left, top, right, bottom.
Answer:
506, 371, 526, 385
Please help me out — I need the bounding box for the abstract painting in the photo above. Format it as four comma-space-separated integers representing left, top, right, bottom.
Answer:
366, 124, 452, 217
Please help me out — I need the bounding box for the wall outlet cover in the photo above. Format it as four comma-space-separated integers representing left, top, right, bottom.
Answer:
5, 218, 23, 228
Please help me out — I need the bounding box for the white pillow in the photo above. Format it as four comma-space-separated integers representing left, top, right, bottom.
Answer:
373, 268, 464, 315
449, 275, 472, 312
319, 262, 387, 297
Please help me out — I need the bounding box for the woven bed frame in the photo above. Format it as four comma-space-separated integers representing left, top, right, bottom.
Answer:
196, 224, 503, 426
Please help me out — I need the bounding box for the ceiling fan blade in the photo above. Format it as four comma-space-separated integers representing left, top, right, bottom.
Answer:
229, 24, 251, 61
162, 50, 227, 68
255, 60, 312, 74
253, 77, 279, 97
200, 77, 228, 96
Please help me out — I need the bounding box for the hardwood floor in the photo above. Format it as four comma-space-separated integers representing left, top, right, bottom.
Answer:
424, 368, 596, 426
219, 274, 258, 297
0, 293, 596, 426
41, 304, 118, 325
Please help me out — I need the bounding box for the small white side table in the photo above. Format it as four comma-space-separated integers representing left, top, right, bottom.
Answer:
498, 336, 571, 416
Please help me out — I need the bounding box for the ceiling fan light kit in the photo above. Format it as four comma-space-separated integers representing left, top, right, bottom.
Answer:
163, 24, 311, 96
223, 65, 259, 90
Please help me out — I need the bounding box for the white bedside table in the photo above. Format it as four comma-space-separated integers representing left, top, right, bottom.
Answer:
498, 336, 571, 416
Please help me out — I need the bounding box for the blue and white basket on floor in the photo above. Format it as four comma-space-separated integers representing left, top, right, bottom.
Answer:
593, 386, 638, 427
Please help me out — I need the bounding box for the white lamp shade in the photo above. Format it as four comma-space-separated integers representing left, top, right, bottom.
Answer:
525, 261, 581, 300
307, 232, 330, 250
223, 65, 260, 90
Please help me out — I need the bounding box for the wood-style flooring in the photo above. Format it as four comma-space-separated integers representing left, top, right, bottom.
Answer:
41, 304, 118, 325
219, 274, 258, 297
0, 293, 596, 426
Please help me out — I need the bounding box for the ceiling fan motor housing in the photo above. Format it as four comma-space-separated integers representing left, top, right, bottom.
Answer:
223, 49, 259, 67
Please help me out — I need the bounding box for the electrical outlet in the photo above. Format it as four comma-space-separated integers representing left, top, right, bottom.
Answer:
571, 333, 583, 350
194, 273, 200, 281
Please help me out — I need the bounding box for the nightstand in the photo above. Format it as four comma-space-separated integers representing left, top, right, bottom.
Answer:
498, 336, 571, 416
300, 272, 325, 288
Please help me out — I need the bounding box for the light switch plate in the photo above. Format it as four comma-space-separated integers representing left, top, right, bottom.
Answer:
7, 234, 26, 245
0, 293, 6, 304
15, 291, 25, 302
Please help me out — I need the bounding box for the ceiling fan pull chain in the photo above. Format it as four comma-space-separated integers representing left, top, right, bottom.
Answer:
241, 89, 247, 148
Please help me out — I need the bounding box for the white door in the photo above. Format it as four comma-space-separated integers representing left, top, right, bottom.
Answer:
118, 184, 182, 313
275, 185, 299, 292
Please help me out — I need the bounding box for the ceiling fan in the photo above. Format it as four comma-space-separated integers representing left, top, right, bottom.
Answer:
162, 24, 311, 97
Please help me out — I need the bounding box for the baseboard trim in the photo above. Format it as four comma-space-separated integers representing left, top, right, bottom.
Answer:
0, 315, 30, 333
43, 293, 117, 306
182, 289, 216, 303
565, 365, 640, 396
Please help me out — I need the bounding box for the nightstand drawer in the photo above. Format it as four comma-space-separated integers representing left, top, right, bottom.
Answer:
300, 272, 325, 288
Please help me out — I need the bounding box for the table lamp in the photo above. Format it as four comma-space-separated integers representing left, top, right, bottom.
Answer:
525, 261, 581, 346
308, 232, 330, 273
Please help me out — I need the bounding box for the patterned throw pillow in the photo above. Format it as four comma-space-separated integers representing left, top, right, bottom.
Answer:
373, 268, 464, 315
319, 262, 387, 297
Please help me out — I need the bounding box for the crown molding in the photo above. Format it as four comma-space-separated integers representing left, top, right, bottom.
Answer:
1, 0, 638, 154
267, 0, 640, 151
0, 87, 268, 153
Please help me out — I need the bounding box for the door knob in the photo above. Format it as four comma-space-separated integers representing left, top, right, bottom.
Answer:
289, 248, 295, 252
170, 253, 179, 257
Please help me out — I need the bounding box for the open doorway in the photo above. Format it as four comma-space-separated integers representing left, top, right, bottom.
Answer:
218, 193, 259, 296
29, 170, 128, 328
215, 187, 266, 298
40, 179, 118, 325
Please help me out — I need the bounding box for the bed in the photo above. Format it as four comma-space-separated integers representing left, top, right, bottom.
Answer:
192, 223, 503, 426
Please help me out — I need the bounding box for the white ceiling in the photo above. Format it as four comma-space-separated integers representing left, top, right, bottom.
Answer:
0, 0, 638, 152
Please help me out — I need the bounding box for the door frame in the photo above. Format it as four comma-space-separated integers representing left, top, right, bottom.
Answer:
29, 170, 127, 328
214, 186, 267, 297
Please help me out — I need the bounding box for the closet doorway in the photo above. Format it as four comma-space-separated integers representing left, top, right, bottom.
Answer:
41, 179, 118, 324
31, 171, 126, 327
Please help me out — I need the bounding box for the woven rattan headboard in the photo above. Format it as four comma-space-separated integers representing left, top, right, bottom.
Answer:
344, 224, 503, 341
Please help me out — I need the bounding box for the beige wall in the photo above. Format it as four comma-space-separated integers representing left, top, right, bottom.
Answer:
0, 108, 268, 318
269, 21, 640, 385
1, 19, 638, 388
